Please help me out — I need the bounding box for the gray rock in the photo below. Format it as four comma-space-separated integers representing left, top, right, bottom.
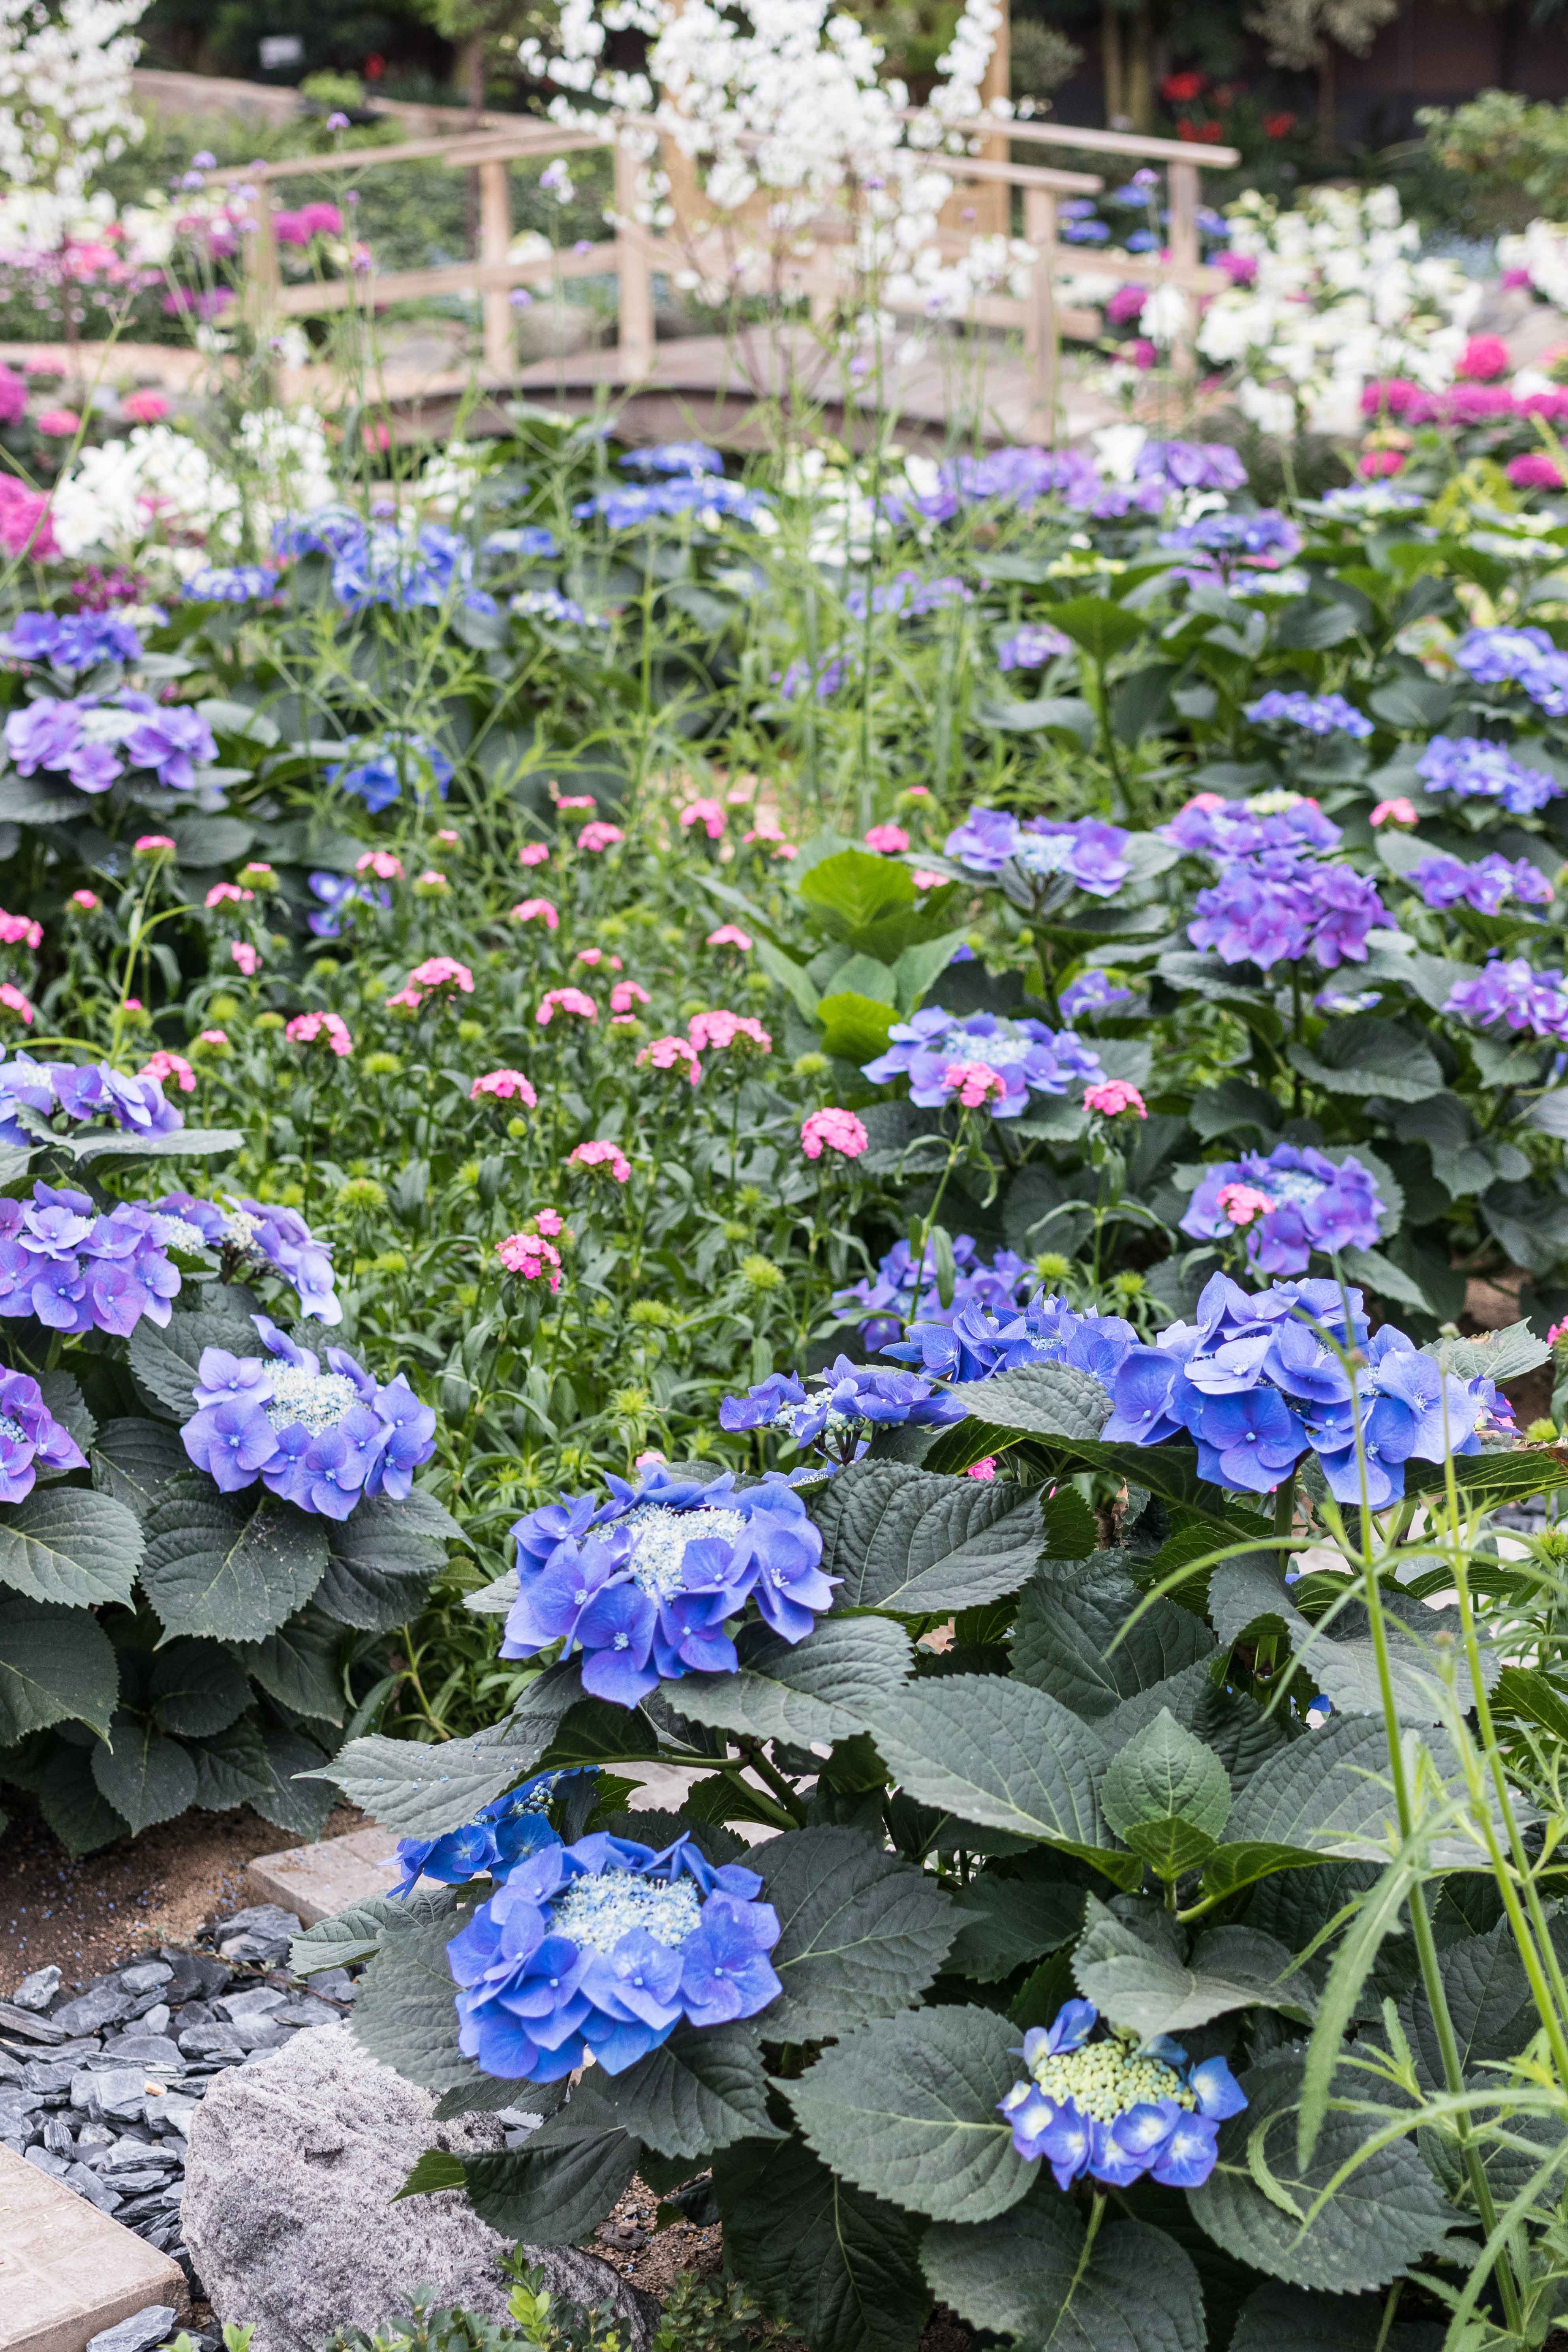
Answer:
178, 2025, 245, 2061
214, 1906, 300, 1967
86, 2307, 180, 2352
102, 2137, 178, 2171
24, 2144, 69, 2177
41, 2114, 74, 2155
0, 2084, 41, 2124
54, 1986, 134, 2036
140, 2005, 173, 2039
145, 2093, 200, 2136
0, 2049, 24, 2086
75, 2119, 115, 2146
72, 2066, 158, 2125
65, 2159, 122, 2213
297, 1967, 355, 2003
12, 1964, 61, 2011
0, 1997, 66, 2042
23, 2059, 80, 2094
101, 2035, 185, 2074
118, 1963, 174, 1998
161, 1948, 229, 2001
215, 1988, 285, 2025
268, 1998, 340, 2030
182, 2023, 648, 2352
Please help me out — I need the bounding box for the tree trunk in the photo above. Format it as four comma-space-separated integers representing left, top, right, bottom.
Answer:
1125, 0, 1154, 131
1102, 2, 1125, 128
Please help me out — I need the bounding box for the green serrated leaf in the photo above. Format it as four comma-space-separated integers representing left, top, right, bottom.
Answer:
90, 1710, 197, 1835
945, 1871, 1083, 1983
146, 1636, 251, 1738
91, 1416, 192, 1520
716, 2133, 931, 2352
757, 1825, 957, 2037
458, 2122, 641, 2244
673, 1615, 911, 1749
292, 1891, 414, 1976
0, 1596, 118, 1741
962, 1361, 1112, 1445
1101, 1709, 1231, 1841
1073, 1896, 1316, 2038
233, 1606, 345, 1724
815, 1462, 1047, 1612
140, 1486, 329, 1642
0, 1487, 143, 1609
923, 2196, 1206, 2352
571, 2021, 781, 2157
303, 1726, 523, 1836
1011, 1560, 1217, 1719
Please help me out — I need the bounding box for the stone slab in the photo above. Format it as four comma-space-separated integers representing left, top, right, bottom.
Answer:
241, 1826, 405, 1929
0, 2142, 186, 2352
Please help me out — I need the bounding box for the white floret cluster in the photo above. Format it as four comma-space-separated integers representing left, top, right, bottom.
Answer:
552, 1871, 703, 1953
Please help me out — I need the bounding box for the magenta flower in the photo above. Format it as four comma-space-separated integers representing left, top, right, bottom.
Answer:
537, 987, 597, 1025
569, 1139, 632, 1183
512, 897, 560, 929
1084, 1079, 1147, 1117
285, 1011, 354, 1058
472, 1069, 538, 1107
638, 1035, 701, 1081
801, 1108, 869, 1160
577, 821, 625, 852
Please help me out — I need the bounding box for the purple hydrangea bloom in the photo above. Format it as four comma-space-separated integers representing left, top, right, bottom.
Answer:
832, 1235, 1034, 1351
1161, 508, 1301, 567
0, 1181, 185, 1338
447, 1830, 781, 2082
502, 1465, 833, 1705
1410, 852, 1554, 914
389, 1770, 589, 1898
152, 1192, 340, 1323
1059, 970, 1134, 1022
327, 732, 453, 813
307, 871, 392, 939
1137, 439, 1249, 493
777, 656, 845, 702
0, 610, 143, 669
886, 1290, 1138, 1389
1181, 1143, 1386, 1275
0, 1057, 183, 1151
573, 477, 766, 527
1454, 626, 1557, 687
1188, 857, 1387, 970
1244, 690, 1374, 739
941, 809, 1130, 898
924, 446, 1105, 518
180, 1314, 434, 1517
121, 706, 218, 790
998, 622, 1072, 670
0, 1365, 88, 1503
1416, 737, 1562, 816
844, 570, 972, 619
999, 2000, 1244, 2191
1163, 793, 1342, 862
862, 1006, 1104, 1117
182, 566, 279, 603
6, 699, 84, 777
1443, 957, 1568, 1044
719, 1353, 963, 1463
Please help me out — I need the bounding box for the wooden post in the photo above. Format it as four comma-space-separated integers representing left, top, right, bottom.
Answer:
1022, 183, 1058, 439
613, 136, 655, 377
478, 158, 513, 375
1166, 155, 1199, 380
975, 0, 1010, 239
247, 180, 280, 349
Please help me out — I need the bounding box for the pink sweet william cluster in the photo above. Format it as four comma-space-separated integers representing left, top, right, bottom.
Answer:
140, 1049, 195, 1094
569, 1139, 631, 1183
358, 850, 405, 881
944, 1061, 1007, 1109
519, 842, 550, 868
537, 987, 596, 1025
0, 908, 41, 950
679, 797, 725, 838
638, 1035, 701, 1081
689, 1010, 771, 1056
706, 924, 753, 951
801, 1107, 869, 1161
0, 984, 34, 1024
496, 1231, 562, 1289
207, 882, 254, 909
472, 1069, 538, 1108
1084, 1079, 1147, 1119
610, 981, 650, 1017
286, 1011, 354, 1058
864, 823, 910, 855
512, 898, 559, 929
577, 821, 625, 852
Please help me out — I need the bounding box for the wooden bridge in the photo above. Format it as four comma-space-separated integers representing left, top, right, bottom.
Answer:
189, 101, 1238, 450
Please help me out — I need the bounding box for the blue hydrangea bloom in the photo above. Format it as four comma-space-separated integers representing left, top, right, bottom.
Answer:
844, 571, 972, 619
1163, 792, 1341, 862
389, 1771, 586, 1897
151, 1191, 340, 1323
447, 1830, 781, 2080
1059, 970, 1134, 1023
0, 1365, 87, 1504
511, 588, 608, 630
719, 1354, 964, 1464
887, 1291, 1138, 1389
483, 526, 560, 559
182, 567, 279, 603
1409, 852, 1553, 915
0, 609, 143, 670
181, 1314, 435, 1517
1454, 626, 1568, 715
942, 807, 1130, 898
308, 870, 393, 938
999, 2001, 1245, 2191
0, 1181, 187, 1337
1181, 1144, 1386, 1275
832, 1234, 1034, 1351
1416, 736, 1562, 816
1244, 690, 1373, 739
620, 443, 725, 477
328, 732, 453, 813
1100, 1272, 1510, 1504
573, 478, 766, 528
0, 1056, 183, 1150
862, 1006, 1104, 1118
502, 1466, 833, 1705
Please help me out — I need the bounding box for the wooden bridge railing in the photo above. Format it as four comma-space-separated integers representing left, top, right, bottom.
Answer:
199, 110, 1238, 428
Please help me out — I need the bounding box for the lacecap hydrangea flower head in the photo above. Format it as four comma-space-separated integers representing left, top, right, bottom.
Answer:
448, 1830, 781, 2082
942, 807, 1130, 901
0, 1367, 87, 1502
0, 1182, 186, 1338
0, 1055, 183, 1148
833, 1234, 1034, 1352
503, 1465, 832, 1705
1000, 1999, 1245, 2191
389, 1771, 587, 1898
1180, 1143, 1385, 1275
720, 1354, 964, 1465
152, 1190, 340, 1322
181, 1314, 436, 1519
863, 1007, 1103, 1118
888, 1290, 1138, 1390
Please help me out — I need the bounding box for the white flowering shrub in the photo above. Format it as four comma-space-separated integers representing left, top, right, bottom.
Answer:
0, 0, 143, 201
1498, 218, 1568, 312
49, 412, 337, 574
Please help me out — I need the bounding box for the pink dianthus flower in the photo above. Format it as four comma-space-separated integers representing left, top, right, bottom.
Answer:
688, 1009, 771, 1055
1371, 797, 1418, 828
231, 942, 260, 976
706, 924, 753, 950
569, 1138, 631, 1183
496, 1231, 561, 1289
139, 1049, 195, 1093
637, 1034, 701, 1081
0, 982, 35, 1024
408, 956, 473, 994
472, 1069, 538, 1107
577, 821, 625, 852
679, 797, 725, 839
519, 841, 550, 867
206, 882, 253, 907
1217, 1181, 1276, 1228
286, 1010, 354, 1058
943, 1060, 1007, 1109
801, 1107, 869, 1160
864, 822, 910, 854
357, 850, 404, 880
0, 907, 41, 949
537, 986, 597, 1025
1084, 1079, 1147, 1118
512, 897, 559, 929
610, 980, 650, 1014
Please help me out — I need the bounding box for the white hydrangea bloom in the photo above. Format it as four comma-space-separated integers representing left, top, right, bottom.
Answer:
50, 409, 335, 574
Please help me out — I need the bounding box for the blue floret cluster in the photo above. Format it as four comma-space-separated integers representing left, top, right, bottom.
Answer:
942, 806, 1131, 898
152, 1189, 341, 1322
862, 1006, 1104, 1117
1165, 788, 1388, 972
0, 1055, 182, 1146
719, 1354, 962, 1465
448, 1830, 781, 2080
389, 1771, 580, 1897
832, 1233, 1035, 1351
181, 1314, 436, 1519
327, 731, 454, 815
0, 1365, 87, 1503
502, 1464, 834, 1704
888, 1289, 1138, 1388
999, 1999, 1245, 2191
0, 1181, 186, 1336
274, 511, 500, 618
0, 608, 145, 671
1179, 1142, 1386, 1276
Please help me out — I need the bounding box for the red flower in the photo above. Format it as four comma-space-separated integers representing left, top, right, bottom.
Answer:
1263, 111, 1297, 139
1195, 120, 1222, 143
1162, 70, 1205, 101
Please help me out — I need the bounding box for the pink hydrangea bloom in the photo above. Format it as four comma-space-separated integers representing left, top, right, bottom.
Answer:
69, 889, 99, 911
518, 842, 550, 867
706, 924, 753, 950
679, 797, 725, 839
638, 1034, 702, 1081
801, 1107, 869, 1160
577, 821, 625, 853
206, 882, 253, 907
688, 1009, 772, 1055
965, 1457, 998, 1481
576, 947, 622, 970
610, 980, 650, 1014
535, 1207, 564, 1237
1509, 452, 1566, 489
496, 1231, 561, 1289
1371, 798, 1418, 828
408, 957, 473, 994
1084, 1079, 1147, 1119
0, 364, 25, 424
139, 1049, 195, 1093
569, 1138, 632, 1183
943, 1061, 1007, 1109
231, 942, 260, 976
0, 982, 34, 1024
472, 1068, 538, 1106
864, 823, 910, 854
286, 1010, 354, 1058
0, 908, 41, 949
1217, 1181, 1276, 1228
1358, 450, 1406, 481
512, 898, 560, 929
537, 987, 597, 1025
1458, 334, 1510, 382
357, 850, 405, 880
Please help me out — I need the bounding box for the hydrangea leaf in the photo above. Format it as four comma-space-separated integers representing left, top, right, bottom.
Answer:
755, 1826, 958, 2037
36, 1367, 94, 1457
139, 1487, 329, 1643
1404, 1447, 1568, 1505
252, 1719, 335, 1836
786, 2005, 1034, 2223
923, 2198, 1206, 2352
127, 1308, 262, 1422
1187, 2051, 1454, 2292
961, 1362, 1113, 1446
1228, 2279, 1431, 2352
0, 1487, 143, 1610
89, 1710, 197, 1836
569, 2020, 781, 2158
1012, 1559, 1216, 1719
716, 2132, 931, 2352
0, 774, 92, 823
1099, 1711, 1232, 1877
291, 1885, 455, 1977
815, 1462, 1048, 1613
232, 1606, 346, 1724
1427, 1320, 1550, 1384
1404, 1916, 1535, 2089
188, 1716, 272, 1812
309, 1492, 455, 1632
944, 1871, 1084, 1983
463, 1568, 518, 1616
0, 1596, 118, 1742
90, 1415, 192, 1521
1286, 1017, 1444, 1106
27, 1733, 128, 1855
862, 1676, 1126, 1879
301, 1725, 523, 1836
145, 1636, 252, 1738
351, 1891, 493, 2095
1072, 1896, 1316, 2038
71, 1126, 244, 1165
672, 1615, 913, 1748
409, 2122, 642, 2245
